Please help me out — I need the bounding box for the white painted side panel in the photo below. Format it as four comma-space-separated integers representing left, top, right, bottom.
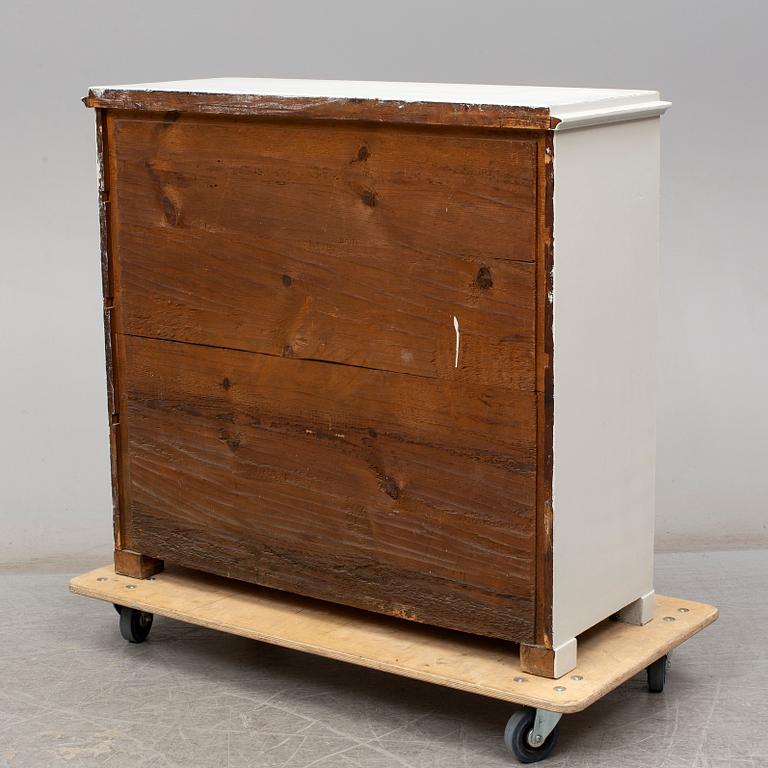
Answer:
551, 119, 660, 647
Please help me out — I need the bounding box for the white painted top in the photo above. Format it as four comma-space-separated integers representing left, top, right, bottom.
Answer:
88, 78, 670, 128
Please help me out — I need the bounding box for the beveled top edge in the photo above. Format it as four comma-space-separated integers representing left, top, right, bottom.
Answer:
89, 78, 658, 110
86, 78, 669, 129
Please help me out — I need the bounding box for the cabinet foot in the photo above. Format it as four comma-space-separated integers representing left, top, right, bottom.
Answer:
113, 549, 164, 579
520, 637, 577, 678
617, 590, 655, 625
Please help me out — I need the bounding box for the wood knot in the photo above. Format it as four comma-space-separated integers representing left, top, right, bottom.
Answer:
475, 265, 493, 289
219, 431, 240, 452
221, 378, 232, 390
160, 194, 181, 226
357, 146, 369, 162
382, 475, 400, 500
281, 274, 292, 287
367, 428, 378, 438
144, 160, 161, 182
360, 190, 377, 207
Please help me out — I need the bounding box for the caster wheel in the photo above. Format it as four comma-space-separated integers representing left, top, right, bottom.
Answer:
119, 607, 154, 643
113, 603, 123, 615
647, 654, 668, 693
504, 709, 559, 763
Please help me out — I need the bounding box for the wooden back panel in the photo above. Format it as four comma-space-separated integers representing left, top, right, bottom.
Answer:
110, 112, 537, 386
104, 110, 545, 643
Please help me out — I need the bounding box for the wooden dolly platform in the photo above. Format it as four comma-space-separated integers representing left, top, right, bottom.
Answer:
70, 565, 718, 763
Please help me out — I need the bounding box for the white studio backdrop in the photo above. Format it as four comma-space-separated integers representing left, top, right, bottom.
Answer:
0, 0, 765, 568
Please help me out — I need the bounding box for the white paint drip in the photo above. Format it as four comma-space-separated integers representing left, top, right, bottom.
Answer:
453, 315, 460, 368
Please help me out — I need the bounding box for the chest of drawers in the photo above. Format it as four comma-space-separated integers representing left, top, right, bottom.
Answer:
85, 79, 669, 677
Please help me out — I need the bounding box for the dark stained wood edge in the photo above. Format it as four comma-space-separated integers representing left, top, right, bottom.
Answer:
83, 90, 552, 130
95, 111, 112, 303
114, 549, 164, 579
103, 306, 120, 540
534, 133, 555, 648
95, 109, 123, 550
98, 110, 137, 556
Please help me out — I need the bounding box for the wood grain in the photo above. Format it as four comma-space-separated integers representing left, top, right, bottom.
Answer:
113, 548, 163, 579
95, 109, 125, 551
118, 334, 538, 642
85, 90, 552, 130
534, 133, 556, 647
94, 105, 555, 645
70, 565, 719, 711
107, 112, 537, 387
519, 643, 557, 677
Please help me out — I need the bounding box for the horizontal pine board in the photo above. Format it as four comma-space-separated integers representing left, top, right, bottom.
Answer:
109, 113, 537, 386
119, 334, 538, 642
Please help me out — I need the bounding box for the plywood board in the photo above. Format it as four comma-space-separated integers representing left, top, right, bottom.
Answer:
70, 565, 717, 714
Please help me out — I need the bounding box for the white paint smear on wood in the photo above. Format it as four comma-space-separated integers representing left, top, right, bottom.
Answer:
453, 316, 460, 368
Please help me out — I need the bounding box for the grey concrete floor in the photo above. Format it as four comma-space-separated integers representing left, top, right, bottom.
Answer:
0, 549, 765, 767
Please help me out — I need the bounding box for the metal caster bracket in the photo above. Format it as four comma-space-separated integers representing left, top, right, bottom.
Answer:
528, 709, 562, 748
